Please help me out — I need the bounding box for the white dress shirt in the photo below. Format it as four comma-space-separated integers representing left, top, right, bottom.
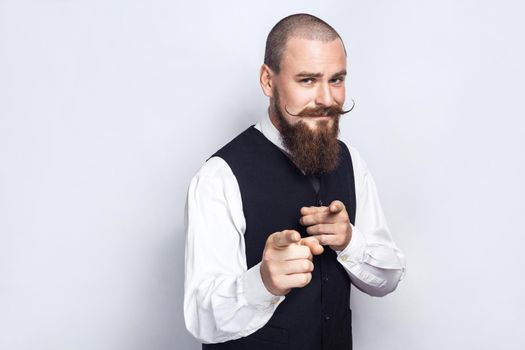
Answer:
184, 115, 406, 344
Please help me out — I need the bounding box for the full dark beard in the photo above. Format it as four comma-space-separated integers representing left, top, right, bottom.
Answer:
273, 90, 341, 175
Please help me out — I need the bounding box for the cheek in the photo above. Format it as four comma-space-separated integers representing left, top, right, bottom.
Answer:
333, 87, 346, 104
282, 88, 316, 108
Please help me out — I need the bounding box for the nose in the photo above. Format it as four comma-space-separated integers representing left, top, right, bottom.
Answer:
314, 82, 334, 107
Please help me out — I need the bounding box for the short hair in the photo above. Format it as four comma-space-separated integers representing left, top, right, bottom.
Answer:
264, 13, 346, 74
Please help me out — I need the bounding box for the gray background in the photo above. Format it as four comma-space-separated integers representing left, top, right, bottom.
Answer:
1, 0, 524, 349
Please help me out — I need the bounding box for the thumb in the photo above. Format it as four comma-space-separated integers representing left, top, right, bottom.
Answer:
329, 200, 345, 214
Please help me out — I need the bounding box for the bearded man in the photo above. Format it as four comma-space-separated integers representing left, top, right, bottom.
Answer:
184, 13, 406, 350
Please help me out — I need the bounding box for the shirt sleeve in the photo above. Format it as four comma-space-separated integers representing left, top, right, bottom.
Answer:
183, 156, 284, 344
335, 146, 407, 297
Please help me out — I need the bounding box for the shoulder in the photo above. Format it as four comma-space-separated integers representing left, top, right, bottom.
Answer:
187, 156, 242, 207
347, 143, 367, 167
195, 156, 233, 179
340, 142, 369, 175
213, 126, 260, 160
340, 142, 371, 195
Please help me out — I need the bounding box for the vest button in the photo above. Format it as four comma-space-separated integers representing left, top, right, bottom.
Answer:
317, 199, 323, 206
324, 315, 330, 321
323, 276, 329, 282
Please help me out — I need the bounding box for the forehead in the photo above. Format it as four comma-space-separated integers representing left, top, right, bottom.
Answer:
279, 37, 347, 75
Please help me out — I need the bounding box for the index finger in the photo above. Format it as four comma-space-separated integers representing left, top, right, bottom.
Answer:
272, 230, 301, 248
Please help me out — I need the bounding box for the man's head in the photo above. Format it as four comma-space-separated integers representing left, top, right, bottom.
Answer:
260, 14, 349, 175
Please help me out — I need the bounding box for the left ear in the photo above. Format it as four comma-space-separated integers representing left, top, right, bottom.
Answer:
259, 64, 275, 97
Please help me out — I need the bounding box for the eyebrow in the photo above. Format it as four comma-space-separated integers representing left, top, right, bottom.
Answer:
295, 70, 347, 79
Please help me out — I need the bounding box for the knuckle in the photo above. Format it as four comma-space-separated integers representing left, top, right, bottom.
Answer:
301, 273, 312, 286
309, 261, 314, 271
299, 246, 310, 258
304, 260, 313, 272
262, 250, 273, 262
301, 260, 310, 272
269, 273, 279, 286
267, 262, 275, 275
270, 269, 279, 285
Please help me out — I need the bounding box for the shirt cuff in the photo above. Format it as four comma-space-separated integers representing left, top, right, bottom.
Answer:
242, 262, 284, 309
336, 224, 366, 264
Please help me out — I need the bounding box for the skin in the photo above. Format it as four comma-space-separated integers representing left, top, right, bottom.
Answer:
258, 37, 354, 296
260, 230, 324, 296
300, 200, 352, 252
260, 37, 348, 131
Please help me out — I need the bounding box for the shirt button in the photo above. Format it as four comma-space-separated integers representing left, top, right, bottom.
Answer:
340, 254, 349, 262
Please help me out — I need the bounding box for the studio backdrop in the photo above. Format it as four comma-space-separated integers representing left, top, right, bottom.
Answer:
1, 1, 524, 349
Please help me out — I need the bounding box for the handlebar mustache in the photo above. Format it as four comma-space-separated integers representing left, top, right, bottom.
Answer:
284, 98, 355, 118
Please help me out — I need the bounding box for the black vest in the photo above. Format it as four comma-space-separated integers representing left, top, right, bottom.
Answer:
204, 126, 356, 350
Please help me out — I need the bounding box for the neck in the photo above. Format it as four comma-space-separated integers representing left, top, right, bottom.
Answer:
267, 106, 282, 132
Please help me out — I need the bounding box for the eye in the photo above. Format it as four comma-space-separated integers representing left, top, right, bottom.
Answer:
300, 78, 315, 85
330, 77, 345, 85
